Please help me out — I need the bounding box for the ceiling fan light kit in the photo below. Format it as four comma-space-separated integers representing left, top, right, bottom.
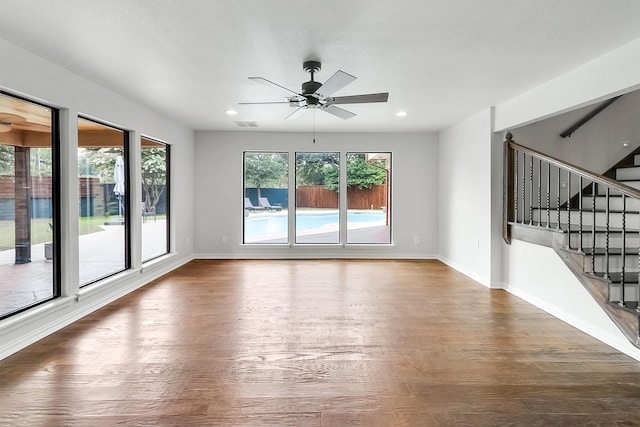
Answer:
240, 60, 389, 120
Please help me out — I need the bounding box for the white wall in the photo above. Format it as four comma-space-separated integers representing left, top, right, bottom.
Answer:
194, 131, 438, 259
510, 89, 640, 175
438, 109, 493, 286
505, 240, 640, 361
0, 38, 195, 360
493, 36, 640, 360
495, 37, 640, 132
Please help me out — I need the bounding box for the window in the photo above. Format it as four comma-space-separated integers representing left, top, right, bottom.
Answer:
242, 151, 392, 246
141, 137, 169, 261
0, 91, 58, 319
346, 152, 391, 244
77, 117, 128, 286
243, 152, 288, 244
295, 152, 340, 244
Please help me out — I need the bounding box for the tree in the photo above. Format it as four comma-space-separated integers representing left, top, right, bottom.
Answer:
78, 147, 123, 181
141, 147, 167, 211
79, 147, 168, 211
30, 148, 52, 178
295, 152, 339, 186
323, 153, 386, 191
0, 146, 53, 177
0, 145, 14, 176
244, 152, 288, 199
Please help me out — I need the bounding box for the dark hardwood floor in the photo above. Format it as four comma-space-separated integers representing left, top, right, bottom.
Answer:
1, 259, 640, 426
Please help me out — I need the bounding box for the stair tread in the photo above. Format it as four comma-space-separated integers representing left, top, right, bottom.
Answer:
569, 226, 640, 233
582, 194, 640, 199
591, 271, 640, 284
583, 247, 640, 255
531, 207, 640, 214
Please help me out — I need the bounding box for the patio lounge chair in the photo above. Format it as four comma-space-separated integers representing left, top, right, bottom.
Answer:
245, 197, 265, 211
258, 197, 282, 211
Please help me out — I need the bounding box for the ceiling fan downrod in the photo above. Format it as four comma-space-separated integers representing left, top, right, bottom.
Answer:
302, 60, 322, 98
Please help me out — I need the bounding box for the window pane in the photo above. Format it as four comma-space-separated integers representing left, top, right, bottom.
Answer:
243, 152, 288, 244
346, 152, 391, 244
78, 118, 128, 286
295, 152, 339, 244
0, 92, 57, 318
141, 137, 169, 261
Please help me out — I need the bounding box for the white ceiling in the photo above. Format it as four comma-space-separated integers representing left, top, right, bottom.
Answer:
0, 0, 638, 133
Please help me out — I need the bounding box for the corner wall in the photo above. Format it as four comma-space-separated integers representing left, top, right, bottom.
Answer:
438, 109, 494, 286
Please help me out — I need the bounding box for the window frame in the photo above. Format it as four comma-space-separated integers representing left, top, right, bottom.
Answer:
0, 90, 60, 320
141, 135, 170, 262
77, 116, 130, 287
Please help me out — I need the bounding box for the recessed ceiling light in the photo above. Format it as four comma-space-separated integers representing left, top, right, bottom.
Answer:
225, 109, 238, 116
396, 111, 408, 117
622, 141, 630, 147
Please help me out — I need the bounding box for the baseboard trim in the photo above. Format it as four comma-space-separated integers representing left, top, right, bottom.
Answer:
437, 256, 491, 287
194, 252, 439, 260
503, 284, 640, 362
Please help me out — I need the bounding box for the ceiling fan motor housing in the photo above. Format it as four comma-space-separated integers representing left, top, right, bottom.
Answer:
302, 80, 322, 96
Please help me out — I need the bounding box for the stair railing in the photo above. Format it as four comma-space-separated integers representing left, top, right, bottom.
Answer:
503, 133, 640, 311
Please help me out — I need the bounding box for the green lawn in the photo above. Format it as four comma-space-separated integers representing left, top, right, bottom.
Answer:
1, 214, 166, 250
1, 216, 108, 250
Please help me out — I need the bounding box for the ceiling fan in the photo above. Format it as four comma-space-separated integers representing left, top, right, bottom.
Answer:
0, 113, 26, 133
240, 60, 389, 120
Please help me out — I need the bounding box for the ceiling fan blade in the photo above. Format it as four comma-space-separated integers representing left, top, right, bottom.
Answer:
239, 101, 292, 105
249, 77, 300, 96
284, 106, 306, 120
315, 70, 356, 98
327, 93, 389, 104
322, 104, 356, 120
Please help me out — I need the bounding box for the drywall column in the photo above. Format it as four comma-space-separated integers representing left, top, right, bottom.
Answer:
128, 130, 142, 269
59, 108, 80, 296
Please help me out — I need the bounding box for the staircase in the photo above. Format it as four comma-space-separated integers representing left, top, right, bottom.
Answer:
503, 133, 640, 347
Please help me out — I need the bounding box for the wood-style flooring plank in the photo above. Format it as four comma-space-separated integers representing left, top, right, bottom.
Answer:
1, 259, 640, 426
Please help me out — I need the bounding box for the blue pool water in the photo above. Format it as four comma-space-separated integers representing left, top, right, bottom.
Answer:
244, 211, 385, 236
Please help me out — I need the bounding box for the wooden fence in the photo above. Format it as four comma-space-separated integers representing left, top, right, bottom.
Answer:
296, 185, 387, 209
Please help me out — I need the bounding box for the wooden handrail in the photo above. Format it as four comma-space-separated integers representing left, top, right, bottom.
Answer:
506, 134, 640, 200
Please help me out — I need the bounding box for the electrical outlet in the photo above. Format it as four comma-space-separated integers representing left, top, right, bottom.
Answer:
222, 235, 229, 244
413, 236, 420, 244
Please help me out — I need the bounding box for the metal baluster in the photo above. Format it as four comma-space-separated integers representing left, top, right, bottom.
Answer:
604, 187, 610, 280
529, 156, 534, 225
567, 171, 571, 248
620, 195, 626, 307
592, 183, 597, 274
514, 149, 519, 223
522, 153, 526, 224
537, 159, 542, 226
556, 166, 561, 231
546, 162, 551, 228
578, 176, 583, 252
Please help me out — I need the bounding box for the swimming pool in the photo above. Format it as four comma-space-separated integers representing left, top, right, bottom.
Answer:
244, 210, 385, 237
